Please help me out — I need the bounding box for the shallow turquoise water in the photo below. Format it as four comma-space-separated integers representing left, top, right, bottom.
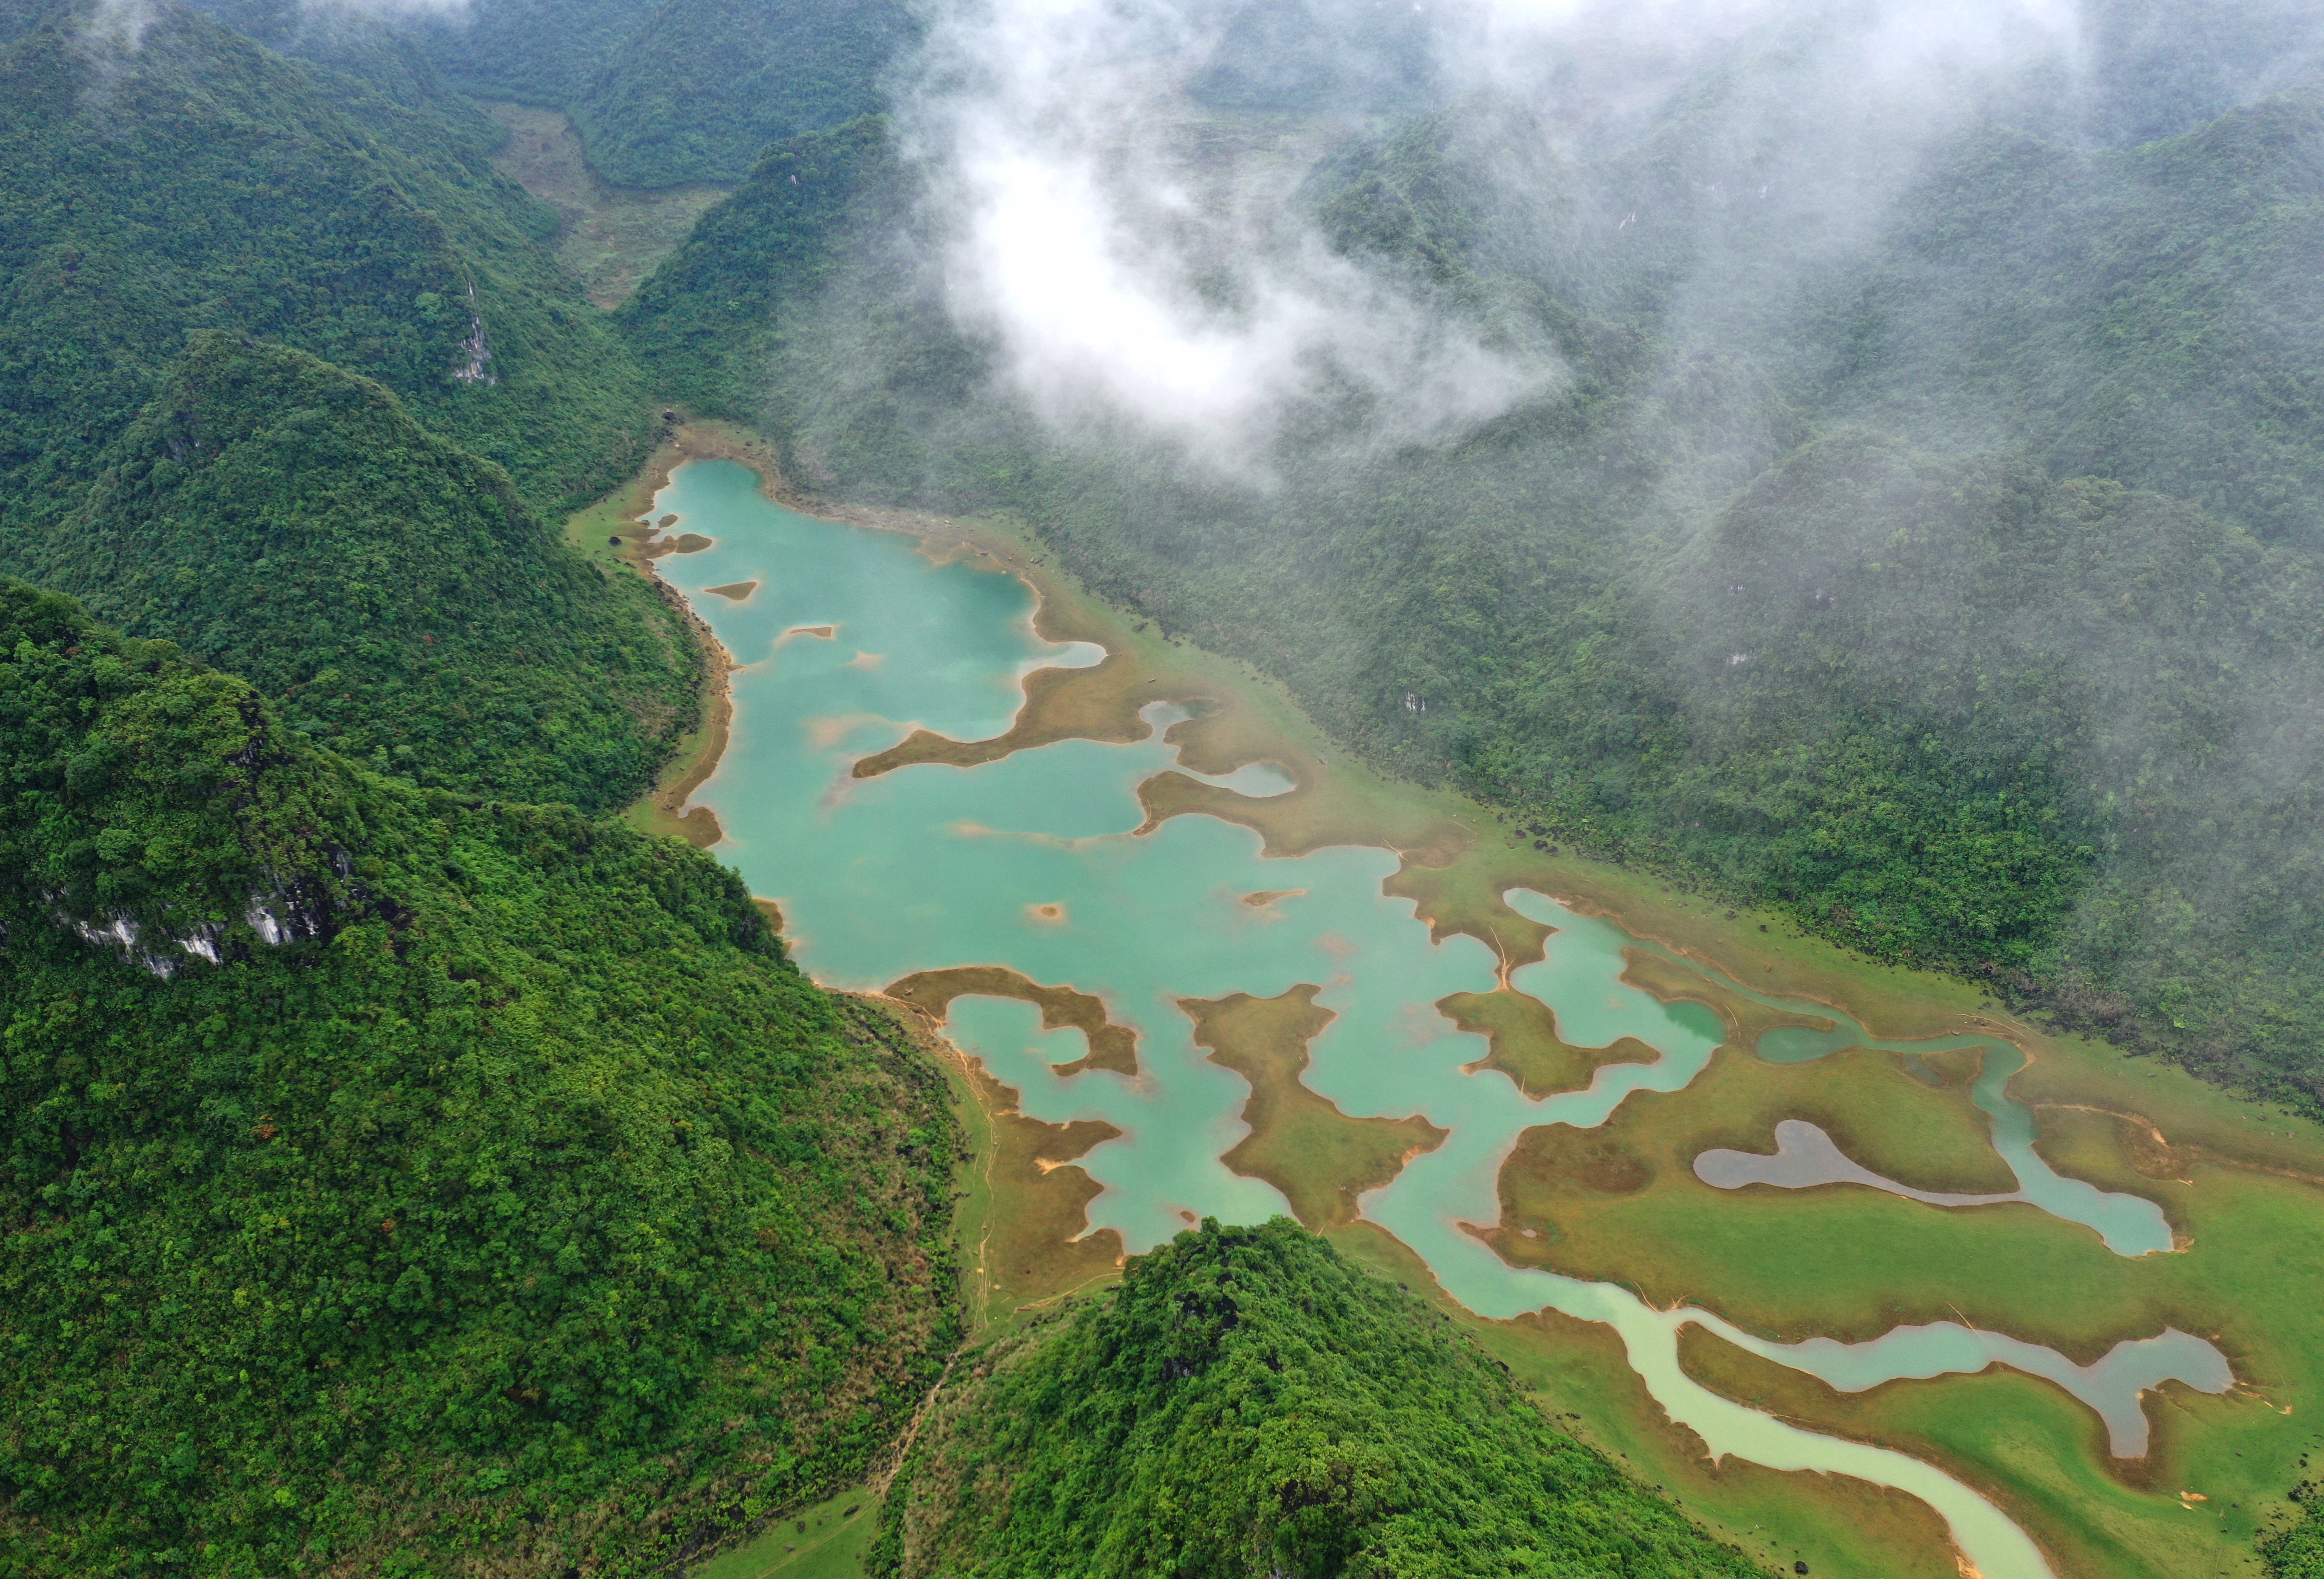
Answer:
650, 459, 2224, 1579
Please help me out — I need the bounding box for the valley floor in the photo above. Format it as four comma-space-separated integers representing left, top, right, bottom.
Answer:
579, 435, 2324, 1579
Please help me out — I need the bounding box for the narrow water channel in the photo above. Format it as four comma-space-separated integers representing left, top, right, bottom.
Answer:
650, 459, 2223, 1579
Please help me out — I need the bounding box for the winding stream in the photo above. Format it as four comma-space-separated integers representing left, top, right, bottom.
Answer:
651, 459, 2224, 1579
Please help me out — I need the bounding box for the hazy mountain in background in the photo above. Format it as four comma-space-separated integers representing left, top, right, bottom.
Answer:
385, 0, 919, 185
0, 0, 656, 515
565, 0, 917, 185
1188, 0, 1445, 113
398, 0, 661, 103
614, 0, 2324, 1110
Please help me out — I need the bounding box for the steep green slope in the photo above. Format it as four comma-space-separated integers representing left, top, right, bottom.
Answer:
0, 582, 960, 1578
615, 115, 889, 408
23, 332, 699, 811
570, 0, 917, 187
393, 0, 914, 188
0, 0, 653, 519
1619, 437, 2324, 1088
1791, 94, 2324, 549
617, 113, 980, 482
412, 0, 661, 105
186, 0, 511, 155
877, 1219, 1768, 1579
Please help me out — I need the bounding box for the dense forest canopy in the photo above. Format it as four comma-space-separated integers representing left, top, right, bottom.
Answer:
176, 0, 508, 155
4, 0, 2324, 1574
877, 1219, 1771, 1578
380, 0, 662, 106
21, 332, 700, 811
614, 0, 2324, 1113
565, 0, 918, 188
0, 0, 705, 807
0, 0, 654, 517
0, 582, 961, 1576
388, 0, 916, 187
0, 24, 973, 1563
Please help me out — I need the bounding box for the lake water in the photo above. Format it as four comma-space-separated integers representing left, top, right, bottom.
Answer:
653, 459, 2225, 1579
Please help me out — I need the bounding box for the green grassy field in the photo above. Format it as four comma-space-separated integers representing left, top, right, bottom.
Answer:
693, 1486, 878, 1579
480, 101, 732, 308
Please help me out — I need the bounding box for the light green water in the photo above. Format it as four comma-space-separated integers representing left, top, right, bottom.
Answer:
1584, 911, 2176, 1257
650, 459, 2223, 1579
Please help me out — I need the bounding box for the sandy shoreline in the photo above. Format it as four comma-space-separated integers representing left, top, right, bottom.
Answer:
601, 425, 791, 847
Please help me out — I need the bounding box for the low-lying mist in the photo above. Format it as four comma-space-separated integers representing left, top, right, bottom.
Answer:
892, 0, 2300, 477
777, 0, 2323, 1095
896, 0, 1564, 473
70, 0, 2319, 1094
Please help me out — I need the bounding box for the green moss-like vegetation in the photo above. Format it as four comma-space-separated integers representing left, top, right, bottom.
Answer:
568, 0, 916, 188
0, 0, 655, 517
0, 582, 961, 1576
2266, 1484, 2324, 1579
384, 0, 912, 188
875, 1218, 1769, 1578
26, 332, 698, 810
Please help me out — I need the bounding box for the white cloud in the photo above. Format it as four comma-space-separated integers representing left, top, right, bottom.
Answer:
901, 0, 1556, 477
82, 0, 160, 51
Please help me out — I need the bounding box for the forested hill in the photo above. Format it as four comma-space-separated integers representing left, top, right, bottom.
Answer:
616, 66, 2324, 1111
877, 1219, 1770, 1579
397, 0, 659, 106
181, 0, 512, 156
0, 582, 962, 1577
0, 0, 653, 518
563, 0, 917, 188
397, 0, 915, 187
20, 332, 699, 811
617, 115, 946, 449
0, 0, 706, 809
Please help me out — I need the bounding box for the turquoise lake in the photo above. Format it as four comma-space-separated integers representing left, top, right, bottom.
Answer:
650, 458, 2228, 1579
